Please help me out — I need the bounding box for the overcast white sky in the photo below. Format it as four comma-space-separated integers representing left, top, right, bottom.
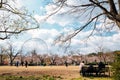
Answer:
0, 0, 120, 55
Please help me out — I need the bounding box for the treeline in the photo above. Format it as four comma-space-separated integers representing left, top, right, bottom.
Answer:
0, 49, 118, 66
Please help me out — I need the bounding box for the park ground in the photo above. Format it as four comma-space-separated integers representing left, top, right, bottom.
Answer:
0, 66, 112, 80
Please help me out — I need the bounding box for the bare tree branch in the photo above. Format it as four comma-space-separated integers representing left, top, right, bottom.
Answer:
55, 13, 103, 43
64, 1, 108, 8
90, 0, 120, 22
0, 0, 39, 40
46, 0, 120, 49
118, 0, 120, 13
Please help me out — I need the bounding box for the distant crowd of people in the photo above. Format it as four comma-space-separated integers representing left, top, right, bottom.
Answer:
15, 60, 28, 68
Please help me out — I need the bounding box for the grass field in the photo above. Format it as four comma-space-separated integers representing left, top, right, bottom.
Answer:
0, 66, 112, 80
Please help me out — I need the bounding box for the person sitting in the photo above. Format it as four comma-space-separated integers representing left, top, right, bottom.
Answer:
87, 64, 94, 76
97, 61, 105, 75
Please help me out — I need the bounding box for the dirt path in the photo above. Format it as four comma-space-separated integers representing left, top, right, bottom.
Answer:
0, 66, 80, 80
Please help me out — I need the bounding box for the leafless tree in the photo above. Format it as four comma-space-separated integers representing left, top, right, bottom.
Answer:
29, 49, 38, 64
67, 50, 83, 64
49, 53, 59, 65
49, 0, 120, 43
5, 41, 21, 66
37, 54, 47, 65
95, 44, 111, 63
0, 0, 39, 40
107, 52, 114, 62
0, 46, 6, 64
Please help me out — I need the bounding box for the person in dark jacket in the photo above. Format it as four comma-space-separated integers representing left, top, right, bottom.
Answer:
25, 60, 28, 68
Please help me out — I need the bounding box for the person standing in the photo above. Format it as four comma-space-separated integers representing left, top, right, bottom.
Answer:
25, 60, 28, 68
79, 61, 85, 76
16, 61, 19, 67
21, 61, 24, 67
65, 61, 68, 67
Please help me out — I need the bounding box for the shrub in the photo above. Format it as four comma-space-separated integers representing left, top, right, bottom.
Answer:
112, 51, 120, 80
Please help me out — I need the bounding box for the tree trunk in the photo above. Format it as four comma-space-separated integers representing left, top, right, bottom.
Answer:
10, 55, 13, 66
0, 55, 3, 65
116, 21, 120, 28
10, 60, 13, 66
108, 0, 118, 14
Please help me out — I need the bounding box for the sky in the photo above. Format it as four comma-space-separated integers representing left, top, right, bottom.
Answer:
0, 0, 120, 55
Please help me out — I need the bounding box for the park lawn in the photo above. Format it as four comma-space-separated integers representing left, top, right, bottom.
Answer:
0, 75, 112, 80
0, 66, 112, 80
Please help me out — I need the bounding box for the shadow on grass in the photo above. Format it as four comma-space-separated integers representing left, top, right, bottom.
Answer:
82, 74, 110, 77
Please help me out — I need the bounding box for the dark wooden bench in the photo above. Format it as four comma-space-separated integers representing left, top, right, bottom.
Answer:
80, 65, 111, 77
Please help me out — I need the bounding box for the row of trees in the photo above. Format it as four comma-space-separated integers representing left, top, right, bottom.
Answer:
0, 41, 115, 66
